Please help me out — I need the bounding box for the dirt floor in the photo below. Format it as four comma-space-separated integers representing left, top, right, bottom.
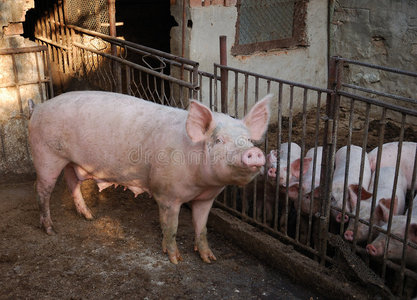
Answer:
0, 178, 324, 299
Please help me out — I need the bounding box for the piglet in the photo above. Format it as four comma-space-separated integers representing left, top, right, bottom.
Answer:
344, 167, 407, 243
366, 194, 417, 268
368, 142, 417, 190
288, 146, 321, 215
266, 142, 311, 189
28, 91, 272, 264
331, 145, 372, 223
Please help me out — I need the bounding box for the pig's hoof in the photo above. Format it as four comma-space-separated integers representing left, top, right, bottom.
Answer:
43, 226, 56, 235
163, 245, 183, 264
195, 246, 217, 263
165, 250, 183, 264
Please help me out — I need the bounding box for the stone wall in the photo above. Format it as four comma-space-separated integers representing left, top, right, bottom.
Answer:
0, 0, 43, 183
330, 0, 417, 117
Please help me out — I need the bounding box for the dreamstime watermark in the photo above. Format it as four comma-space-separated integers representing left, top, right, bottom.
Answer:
127, 145, 250, 166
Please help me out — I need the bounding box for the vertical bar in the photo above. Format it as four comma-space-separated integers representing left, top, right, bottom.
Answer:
108, 0, 121, 93
11, 54, 23, 114
273, 82, 283, 232
34, 51, 45, 101
125, 64, 131, 95
351, 102, 371, 252
219, 35, 228, 114
319, 56, 342, 265
53, 4, 62, 72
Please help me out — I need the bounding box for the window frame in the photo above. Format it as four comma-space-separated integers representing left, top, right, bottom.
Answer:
231, 0, 309, 56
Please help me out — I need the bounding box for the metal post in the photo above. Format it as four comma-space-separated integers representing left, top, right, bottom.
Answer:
219, 35, 228, 114
318, 56, 342, 264
109, 0, 122, 93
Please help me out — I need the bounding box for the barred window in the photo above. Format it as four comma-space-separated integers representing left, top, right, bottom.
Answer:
231, 0, 308, 55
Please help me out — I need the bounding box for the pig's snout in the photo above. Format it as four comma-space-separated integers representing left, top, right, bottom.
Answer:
336, 212, 349, 223
268, 167, 277, 178
242, 148, 265, 169
344, 230, 354, 241
366, 244, 378, 256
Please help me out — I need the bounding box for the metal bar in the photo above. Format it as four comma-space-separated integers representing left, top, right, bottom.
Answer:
0, 79, 51, 89
220, 35, 228, 114
214, 63, 332, 94
342, 83, 417, 105
73, 42, 196, 90
338, 91, 417, 116
0, 45, 48, 55
10, 53, 23, 114
340, 57, 417, 78
35, 36, 70, 50
66, 24, 199, 67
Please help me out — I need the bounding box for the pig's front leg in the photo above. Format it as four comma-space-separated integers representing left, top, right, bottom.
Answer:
157, 201, 182, 264
191, 199, 217, 263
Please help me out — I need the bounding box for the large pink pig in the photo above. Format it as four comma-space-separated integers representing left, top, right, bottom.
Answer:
28, 91, 272, 264
366, 194, 417, 268
368, 142, 417, 190
331, 145, 372, 223
344, 167, 407, 243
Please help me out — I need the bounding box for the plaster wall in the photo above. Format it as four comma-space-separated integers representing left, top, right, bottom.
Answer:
170, 1, 329, 119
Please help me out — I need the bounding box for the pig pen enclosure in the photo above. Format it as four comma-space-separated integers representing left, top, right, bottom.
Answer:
2, 4, 417, 299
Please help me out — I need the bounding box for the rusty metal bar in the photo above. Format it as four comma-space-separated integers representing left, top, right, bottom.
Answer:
220, 35, 228, 114
73, 42, 196, 90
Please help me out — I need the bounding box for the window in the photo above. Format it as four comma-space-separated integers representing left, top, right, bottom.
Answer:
231, 0, 308, 55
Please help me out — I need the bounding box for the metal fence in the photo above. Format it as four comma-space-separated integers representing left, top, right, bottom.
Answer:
32, 6, 417, 297
213, 57, 417, 298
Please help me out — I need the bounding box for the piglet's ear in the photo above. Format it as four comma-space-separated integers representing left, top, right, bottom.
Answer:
243, 94, 272, 141
186, 100, 214, 143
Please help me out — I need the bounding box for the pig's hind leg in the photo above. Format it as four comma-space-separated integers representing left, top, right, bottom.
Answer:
63, 164, 94, 220
33, 155, 69, 235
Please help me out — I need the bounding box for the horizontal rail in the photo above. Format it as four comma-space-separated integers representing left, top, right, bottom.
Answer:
35, 36, 70, 50
67, 24, 199, 67
73, 41, 198, 90
338, 57, 417, 78
339, 90, 417, 116
0, 78, 51, 89
0, 45, 48, 55
214, 63, 333, 94
342, 83, 417, 105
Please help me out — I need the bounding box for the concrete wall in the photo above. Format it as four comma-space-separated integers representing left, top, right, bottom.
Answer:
0, 0, 42, 182
170, 0, 329, 119
330, 0, 417, 117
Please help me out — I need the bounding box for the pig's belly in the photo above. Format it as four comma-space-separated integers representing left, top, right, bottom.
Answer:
71, 163, 150, 197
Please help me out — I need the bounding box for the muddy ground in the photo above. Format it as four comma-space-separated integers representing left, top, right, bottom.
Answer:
0, 178, 324, 299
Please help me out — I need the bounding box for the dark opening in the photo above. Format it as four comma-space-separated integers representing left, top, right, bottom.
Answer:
116, 0, 177, 53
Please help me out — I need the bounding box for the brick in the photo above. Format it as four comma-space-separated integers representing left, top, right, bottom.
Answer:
3, 23, 23, 36
203, 0, 211, 7
211, 0, 224, 5
190, 0, 202, 7
225, 0, 237, 6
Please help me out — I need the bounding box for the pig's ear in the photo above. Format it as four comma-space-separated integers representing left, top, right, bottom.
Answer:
348, 184, 372, 208
186, 100, 214, 143
288, 183, 300, 200
290, 157, 312, 178
380, 196, 398, 215
243, 94, 272, 141
408, 223, 417, 243
375, 202, 390, 223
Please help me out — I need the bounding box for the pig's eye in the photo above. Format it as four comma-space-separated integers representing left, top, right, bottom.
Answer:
215, 137, 224, 144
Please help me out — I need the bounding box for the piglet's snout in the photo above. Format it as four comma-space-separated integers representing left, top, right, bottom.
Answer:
242, 147, 265, 168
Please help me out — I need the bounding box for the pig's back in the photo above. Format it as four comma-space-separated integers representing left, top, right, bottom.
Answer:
29, 91, 188, 176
